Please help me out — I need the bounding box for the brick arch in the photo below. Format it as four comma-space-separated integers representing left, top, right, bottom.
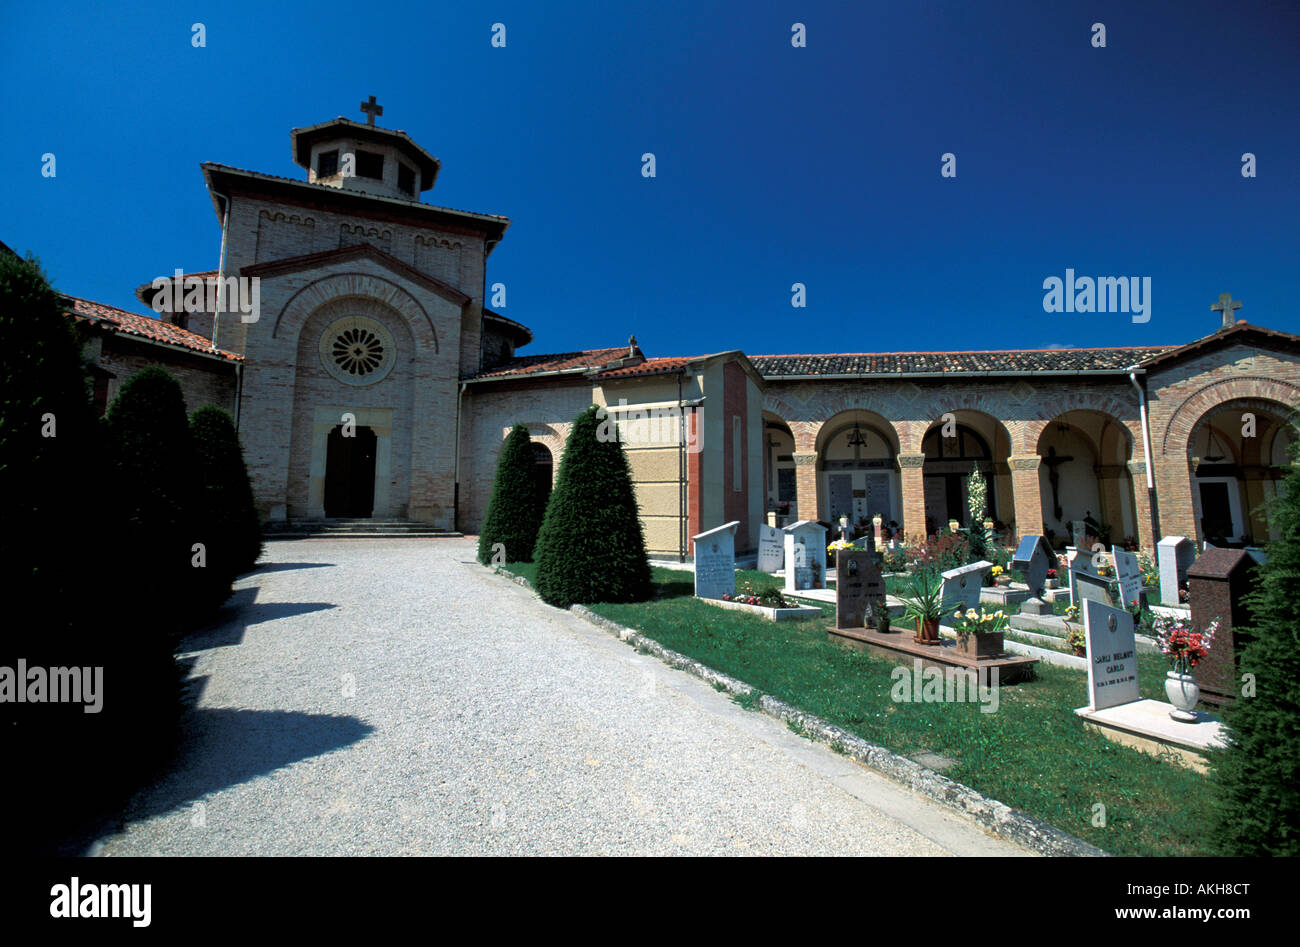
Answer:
910, 400, 1014, 457
1017, 391, 1138, 455
1160, 377, 1300, 455
272, 271, 439, 351
815, 408, 900, 455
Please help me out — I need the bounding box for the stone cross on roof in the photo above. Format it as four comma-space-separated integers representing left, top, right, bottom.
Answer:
360, 95, 383, 126
1211, 292, 1242, 328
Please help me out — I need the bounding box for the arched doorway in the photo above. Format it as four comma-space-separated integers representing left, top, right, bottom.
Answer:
762, 414, 797, 525
1036, 410, 1136, 548
324, 424, 377, 517
1190, 402, 1297, 545
817, 412, 899, 529
919, 414, 1011, 532
532, 442, 554, 504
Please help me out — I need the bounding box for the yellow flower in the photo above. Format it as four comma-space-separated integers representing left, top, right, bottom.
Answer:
965, 609, 979, 620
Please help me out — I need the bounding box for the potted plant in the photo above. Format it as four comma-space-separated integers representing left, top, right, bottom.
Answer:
811, 558, 823, 589
1152, 613, 1219, 721
992, 564, 1011, 587
827, 538, 854, 568
1045, 568, 1059, 590
951, 607, 1008, 659
897, 570, 953, 645
874, 609, 892, 634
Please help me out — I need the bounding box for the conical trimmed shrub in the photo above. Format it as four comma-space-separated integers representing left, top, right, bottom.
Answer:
477, 424, 547, 564
1211, 441, 1300, 855
533, 405, 651, 608
191, 404, 263, 584
0, 253, 96, 601
106, 365, 203, 627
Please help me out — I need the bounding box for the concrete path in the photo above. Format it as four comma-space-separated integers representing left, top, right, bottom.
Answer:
95, 539, 1028, 856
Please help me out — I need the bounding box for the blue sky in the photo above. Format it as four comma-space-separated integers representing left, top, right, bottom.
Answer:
2, 0, 1297, 359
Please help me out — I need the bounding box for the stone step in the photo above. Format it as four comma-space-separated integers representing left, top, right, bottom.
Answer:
263, 519, 459, 539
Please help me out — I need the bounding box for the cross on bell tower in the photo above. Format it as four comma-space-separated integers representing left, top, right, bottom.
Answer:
1211, 292, 1242, 329
360, 95, 383, 126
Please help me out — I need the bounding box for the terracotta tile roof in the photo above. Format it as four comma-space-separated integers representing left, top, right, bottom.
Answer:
471, 347, 629, 379
66, 296, 242, 362
749, 345, 1174, 377
595, 357, 695, 379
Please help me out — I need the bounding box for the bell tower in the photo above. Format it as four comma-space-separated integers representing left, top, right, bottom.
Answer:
290, 96, 441, 202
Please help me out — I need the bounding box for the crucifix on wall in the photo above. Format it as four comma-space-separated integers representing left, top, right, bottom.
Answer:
1042, 445, 1074, 522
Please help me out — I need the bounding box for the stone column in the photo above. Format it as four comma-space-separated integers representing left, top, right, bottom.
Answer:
793, 451, 819, 522
897, 453, 926, 542
1127, 459, 1155, 552
1008, 454, 1043, 539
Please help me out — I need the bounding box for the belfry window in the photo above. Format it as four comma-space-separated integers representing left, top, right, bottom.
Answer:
397, 162, 415, 196
317, 149, 339, 177
356, 150, 384, 180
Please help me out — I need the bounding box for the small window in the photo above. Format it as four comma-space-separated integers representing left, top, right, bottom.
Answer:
356, 150, 384, 180
316, 149, 339, 177
397, 162, 415, 195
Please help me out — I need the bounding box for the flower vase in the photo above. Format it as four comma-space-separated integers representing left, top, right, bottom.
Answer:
1165, 670, 1200, 722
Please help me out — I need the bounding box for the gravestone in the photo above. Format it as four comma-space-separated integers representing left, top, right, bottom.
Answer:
1111, 547, 1143, 609
1067, 547, 1109, 607
1157, 535, 1195, 606
835, 550, 885, 630
757, 523, 784, 573
1012, 535, 1054, 596
783, 520, 827, 593
1187, 548, 1257, 706
1082, 599, 1139, 712
1071, 521, 1087, 549
940, 560, 992, 614
692, 521, 739, 600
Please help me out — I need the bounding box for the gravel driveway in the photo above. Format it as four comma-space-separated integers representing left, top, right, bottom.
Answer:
94, 539, 1026, 856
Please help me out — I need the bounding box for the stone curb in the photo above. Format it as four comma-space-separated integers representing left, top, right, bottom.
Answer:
494, 567, 1106, 857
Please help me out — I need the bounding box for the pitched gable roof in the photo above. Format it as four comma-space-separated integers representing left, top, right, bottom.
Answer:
65, 296, 241, 362
1129, 321, 1300, 372
750, 345, 1173, 378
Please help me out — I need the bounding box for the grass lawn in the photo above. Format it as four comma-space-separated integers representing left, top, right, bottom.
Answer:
498, 561, 1216, 856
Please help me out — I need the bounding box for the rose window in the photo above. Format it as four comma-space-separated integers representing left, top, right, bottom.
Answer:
318, 316, 396, 386
332, 327, 385, 376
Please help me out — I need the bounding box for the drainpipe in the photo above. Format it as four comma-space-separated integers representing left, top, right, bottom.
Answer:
1128, 367, 1159, 543
212, 192, 230, 352
678, 371, 686, 562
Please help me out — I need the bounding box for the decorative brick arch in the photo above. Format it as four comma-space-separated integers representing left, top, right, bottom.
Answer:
1019, 391, 1139, 456
910, 399, 1014, 457
1160, 377, 1300, 455
272, 272, 439, 351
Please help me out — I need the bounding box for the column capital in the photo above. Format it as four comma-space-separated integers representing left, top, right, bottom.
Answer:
1126, 459, 1147, 474
1008, 454, 1041, 471
792, 451, 818, 467
896, 452, 926, 469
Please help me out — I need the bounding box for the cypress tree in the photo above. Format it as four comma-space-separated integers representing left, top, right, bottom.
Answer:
477, 424, 547, 564
191, 404, 263, 593
533, 405, 651, 608
1211, 440, 1300, 855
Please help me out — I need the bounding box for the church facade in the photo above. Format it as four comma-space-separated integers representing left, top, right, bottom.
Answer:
62, 112, 1300, 557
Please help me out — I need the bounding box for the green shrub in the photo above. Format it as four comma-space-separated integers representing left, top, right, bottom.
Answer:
106, 366, 204, 625
477, 424, 547, 564
0, 256, 183, 853
1212, 441, 1300, 855
533, 405, 651, 608
191, 404, 263, 591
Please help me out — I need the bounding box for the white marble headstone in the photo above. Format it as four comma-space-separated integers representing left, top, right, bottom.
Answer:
1083, 599, 1139, 711
1157, 535, 1195, 606
940, 560, 992, 613
692, 521, 739, 600
783, 520, 827, 593
757, 523, 784, 573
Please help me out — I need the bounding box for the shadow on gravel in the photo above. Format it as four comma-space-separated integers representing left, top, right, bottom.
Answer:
247, 561, 335, 575
185, 596, 338, 651
116, 707, 375, 828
